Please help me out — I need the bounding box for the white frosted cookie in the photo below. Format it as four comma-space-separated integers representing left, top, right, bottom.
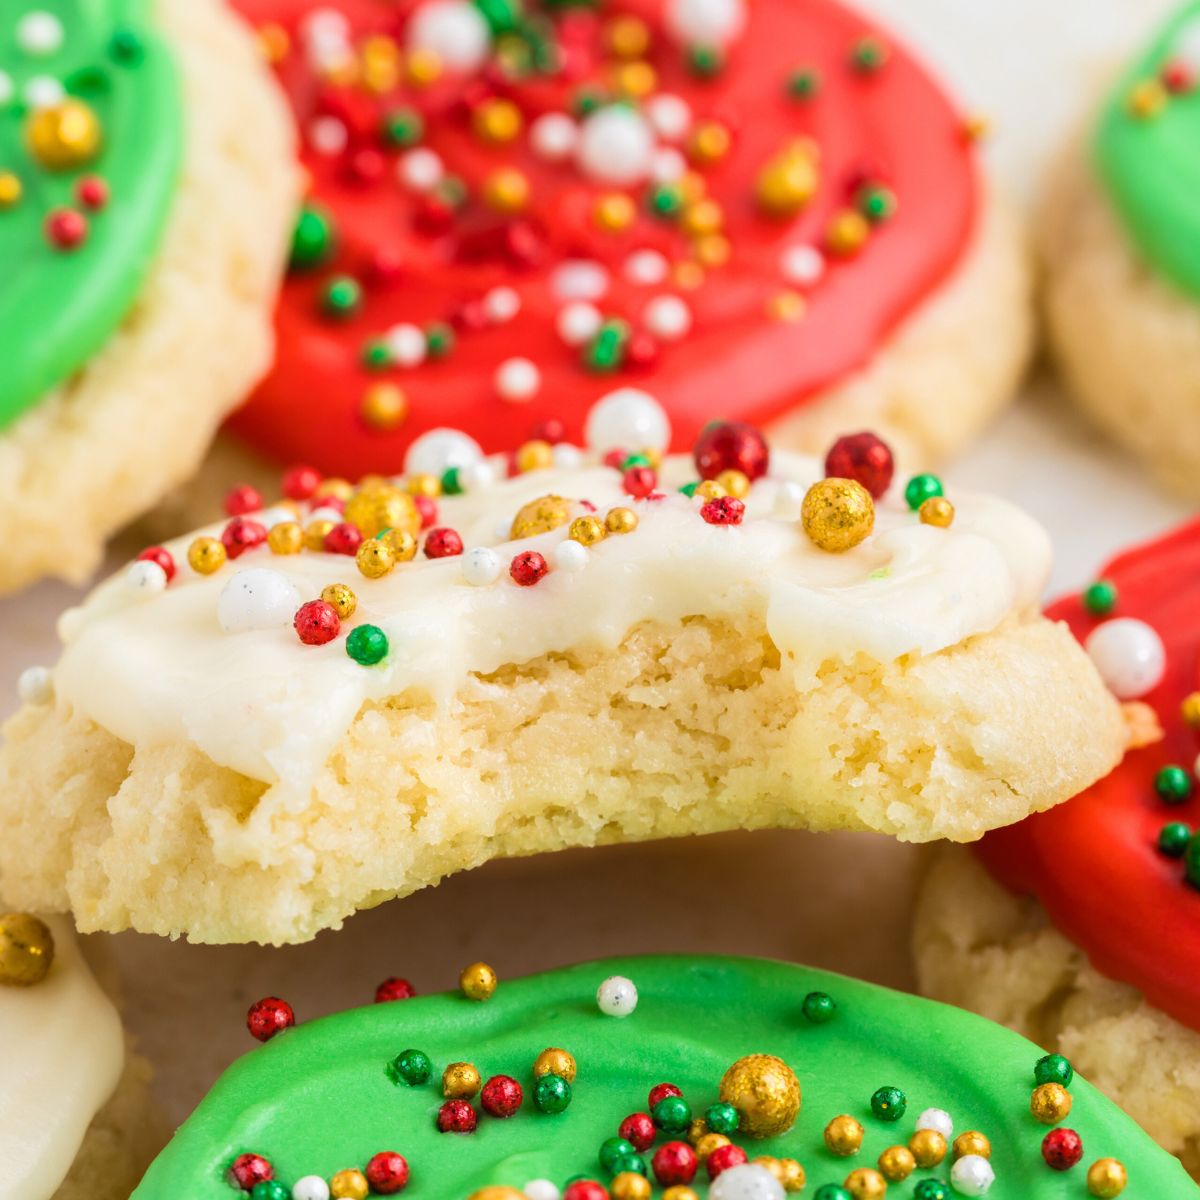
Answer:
0, 0, 295, 595
1040, 5, 1200, 499
0, 396, 1122, 944
0, 913, 163, 1199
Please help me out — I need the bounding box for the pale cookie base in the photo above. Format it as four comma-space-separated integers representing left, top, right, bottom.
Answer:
914, 848, 1200, 1178
55, 1049, 165, 1200
159, 185, 1033, 536
0, 0, 296, 596
1040, 146, 1200, 500
0, 611, 1122, 945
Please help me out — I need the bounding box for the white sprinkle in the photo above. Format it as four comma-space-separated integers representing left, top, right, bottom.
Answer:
645, 93, 692, 142
575, 105, 656, 187
299, 8, 350, 45
461, 459, 497, 491
308, 116, 348, 157
125, 560, 168, 595
495, 357, 541, 403
17, 11, 64, 56
551, 260, 609, 302
624, 249, 670, 286
461, 546, 502, 586
552, 539, 588, 573
405, 428, 485, 478
556, 301, 603, 347
529, 112, 578, 162
585, 388, 671, 453
483, 285, 520, 324
915, 1108, 954, 1139
292, 1175, 332, 1200
524, 1182, 560, 1200
650, 147, 687, 184
1085, 617, 1167, 700
218, 569, 303, 634
307, 505, 343, 525
398, 147, 444, 193
708, 1163, 785, 1200
386, 323, 427, 367
665, 0, 746, 47
23, 74, 64, 109
950, 1154, 995, 1196
643, 294, 692, 341
17, 665, 53, 706
596, 974, 638, 1017
406, 0, 491, 71
552, 443, 585, 469
780, 244, 826, 288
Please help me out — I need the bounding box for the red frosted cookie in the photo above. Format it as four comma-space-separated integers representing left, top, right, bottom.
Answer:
225, 0, 1030, 480
915, 519, 1200, 1176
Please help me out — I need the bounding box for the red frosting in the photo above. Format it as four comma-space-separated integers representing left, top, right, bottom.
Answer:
976, 519, 1200, 1033
228, 0, 978, 478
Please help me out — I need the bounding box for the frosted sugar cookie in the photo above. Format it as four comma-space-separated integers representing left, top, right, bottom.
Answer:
1040, 4, 1200, 498
0, 912, 163, 1199
130, 954, 1195, 1197
0, 0, 295, 594
0, 399, 1120, 944
209, 0, 1029, 491
915, 519, 1200, 1177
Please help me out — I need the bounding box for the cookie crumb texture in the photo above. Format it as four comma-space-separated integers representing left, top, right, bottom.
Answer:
0, 0, 295, 595
0, 612, 1120, 945
915, 848, 1200, 1179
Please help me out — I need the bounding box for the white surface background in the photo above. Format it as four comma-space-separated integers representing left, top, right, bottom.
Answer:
0, 0, 1194, 1122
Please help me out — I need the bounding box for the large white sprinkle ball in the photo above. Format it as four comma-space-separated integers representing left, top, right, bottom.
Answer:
1085, 617, 1166, 699
596, 975, 638, 1017
218, 569, 303, 634
585, 388, 671, 453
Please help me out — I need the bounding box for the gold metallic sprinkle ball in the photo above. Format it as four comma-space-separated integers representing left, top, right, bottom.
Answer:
952, 1131, 991, 1161
533, 1047, 577, 1083
778, 1159, 806, 1193
442, 1061, 481, 1098
459, 960, 498, 1001
662, 1190, 699, 1200
918, 495, 955, 528
468, 1189, 525, 1200
1087, 1157, 1128, 1197
0, 913, 55, 986
1030, 1082, 1072, 1125
511, 495, 572, 539
695, 1133, 730, 1164
825, 1114, 865, 1157
719, 1054, 802, 1139
878, 1145, 916, 1181
330, 1168, 369, 1200
27, 99, 102, 169
801, 478, 875, 553
908, 1129, 947, 1168
611, 1172, 651, 1200
844, 1167, 887, 1200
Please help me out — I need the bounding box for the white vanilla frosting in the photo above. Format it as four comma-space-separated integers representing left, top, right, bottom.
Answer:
2, 917, 125, 1197
51, 449, 1050, 797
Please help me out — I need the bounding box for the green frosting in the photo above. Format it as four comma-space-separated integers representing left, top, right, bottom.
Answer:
132, 955, 1197, 1197
1094, 2, 1200, 297
0, 0, 181, 429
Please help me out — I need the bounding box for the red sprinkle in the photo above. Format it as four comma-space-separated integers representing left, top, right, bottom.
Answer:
365, 1151, 410, 1193
425, 527, 463, 558
1042, 1128, 1083, 1172
706, 1143, 749, 1180
374, 977, 417, 1003
823, 431, 895, 499
531, 417, 566, 444
137, 545, 176, 583
76, 175, 109, 210
436, 1098, 477, 1134
700, 496, 745, 525
324, 521, 364, 556
45, 207, 87, 250
619, 1112, 656, 1152
414, 493, 438, 529
224, 484, 264, 517
221, 516, 268, 560
294, 599, 341, 646
653, 1141, 699, 1187
693, 420, 770, 481
246, 997, 294, 1043
563, 1183, 608, 1200
281, 465, 321, 501
625, 331, 660, 370
623, 465, 657, 499
480, 1074, 523, 1118
648, 1082, 683, 1108
229, 1153, 273, 1190
603, 448, 629, 471
509, 549, 548, 586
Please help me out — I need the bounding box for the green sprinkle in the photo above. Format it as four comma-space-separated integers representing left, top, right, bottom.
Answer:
705, 1101, 739, 1135
321, 275, 361, 320
1159, 822, 1193, 858
802, 990, 837, 1024
648, 184, 684, 219
1186, 836, 1200, 889
424, 322, 455, 359
360, 340, 392, 371
533, 1072, 572, 1114
679, 481, 700, 498
290, 204, 334, 270
610, 1153, 647, 1178
651, 1093, 691, 1134
813, 1186, 853, 1200
109, 27, 144, 64
599, 1137, 636, 1174
1155, 764, 1193, 805
441, 466, 464, 496
584, 319, 628, 373
913, 1182, 951, 1200
904, 473, 943, 511
857, 185, 897, 223
250, 1183, 289, 1200
383, 106, 424, 147
687, 43, 723, 77
1083, 579, 1118, 617
1034, 1052, 1074, 1088
346, 624, 388, 666
572, 87, 606, 117
870, 1085, 906, 1122
387, 1048, 432, 1086
850, 35, 889, 73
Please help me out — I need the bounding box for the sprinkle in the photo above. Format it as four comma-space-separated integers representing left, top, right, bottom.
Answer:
346, 624, 388, 665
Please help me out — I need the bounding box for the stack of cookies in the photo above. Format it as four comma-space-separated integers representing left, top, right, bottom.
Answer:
0, 1, 1197, 1198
